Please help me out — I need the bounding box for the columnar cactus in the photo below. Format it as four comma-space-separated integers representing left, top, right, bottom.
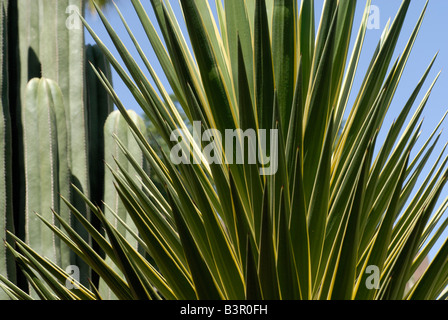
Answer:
0, 0, 16, 300
1, 0, 126, 296
12, 0, 90, 285
100, 110, 147, 300
15, 1, 89, 202
85, 43, 114, 287
85, 44, 114, 209
22, 78, 71, 269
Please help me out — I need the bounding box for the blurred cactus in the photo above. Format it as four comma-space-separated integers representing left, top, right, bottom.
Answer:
85, 0, 111, 10
99, 110, 147, 300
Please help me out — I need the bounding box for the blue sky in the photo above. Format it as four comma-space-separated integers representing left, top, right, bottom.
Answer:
84, 0, 448, 260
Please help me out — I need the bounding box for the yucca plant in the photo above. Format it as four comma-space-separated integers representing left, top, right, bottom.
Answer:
2, 0, 448, 300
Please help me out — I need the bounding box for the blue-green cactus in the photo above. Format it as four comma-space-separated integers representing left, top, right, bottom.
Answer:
13, 0, 90, 286
22, 78, 71, 269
